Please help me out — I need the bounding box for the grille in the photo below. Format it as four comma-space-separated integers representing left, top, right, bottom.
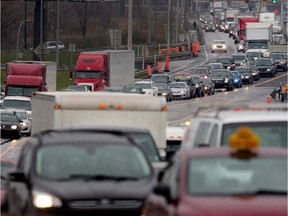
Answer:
69, 199, 142, 209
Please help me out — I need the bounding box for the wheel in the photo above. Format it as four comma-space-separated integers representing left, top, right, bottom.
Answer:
201, 91, 205, 97
211, 50, 214, 53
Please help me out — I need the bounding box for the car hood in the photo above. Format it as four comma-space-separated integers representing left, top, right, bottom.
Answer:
34, 178, 155, 200
170, 88, 186, 91
256, 65, 271, 69
0, 121, 17, 126
179, 196, 287, 216
210, 76, 226, 80
158, 89, 170, 94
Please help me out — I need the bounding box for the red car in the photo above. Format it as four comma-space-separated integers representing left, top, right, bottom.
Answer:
144, 128, 287, 216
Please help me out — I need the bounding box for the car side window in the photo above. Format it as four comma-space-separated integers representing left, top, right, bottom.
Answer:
161, 162, 179, 200
209, 124, 218, 146
194, 122, 211, 146
18, 144, 32, 175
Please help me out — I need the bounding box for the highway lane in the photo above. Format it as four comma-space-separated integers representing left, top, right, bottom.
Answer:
1, 29, 287, 164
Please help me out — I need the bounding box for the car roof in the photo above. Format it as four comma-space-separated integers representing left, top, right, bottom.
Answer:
3, 96, 31, 101
194, 110, 286, 124
135, 81, 153, 84
0, 109, 17, 115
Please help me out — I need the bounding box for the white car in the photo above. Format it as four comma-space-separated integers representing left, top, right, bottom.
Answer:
134, 80, 158, 96
170, 81, 191, 100
45, 41, 65, 50
211, 40, 227, 53
1, 96, 32, 119
180, 105, 287, 150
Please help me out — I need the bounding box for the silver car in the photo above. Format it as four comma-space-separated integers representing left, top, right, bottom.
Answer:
8, 109, 32, 136
170, 82, 191, 100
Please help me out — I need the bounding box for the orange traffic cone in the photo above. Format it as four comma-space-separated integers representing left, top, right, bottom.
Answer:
181, 46, 185, 52
147, 65, 152, 77
164, 56, 170, 72
192, 43, 198, 57
157, 62, 162, 73
266, 97, 272, 103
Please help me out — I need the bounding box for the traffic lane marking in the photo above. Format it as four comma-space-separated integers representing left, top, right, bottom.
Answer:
0, 137, 30, 158
252, 73, 287, 87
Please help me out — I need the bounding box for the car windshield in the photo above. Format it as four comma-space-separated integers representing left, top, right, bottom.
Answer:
200, 79, 211, 84
213, 41, 225, 44
36, 144, 151, 180
188, 157, 287, 195
0, 113, 18, 122
156, 85, 169, 91
270, 53, 286, 59
134, 83, 152, 89
221, 122, 287, 148
122, 86, 142, 93
231, 72, 239, 77
248, 42, 268, 49
7, 86, 39, 97
15, 111, 28, 120
210, 71, 228, 77
255, 60, 271, 66
75, 71, 101, 79
210, 64, 223, 70
232, 55, 246, 61
246, 52, 260, 58
170, 83, 186, 88
151, 75, 169, 83
191, 68, 208, 74
236, 68, 249, 73
2, 100, 31, 111
216, 59, 232, 64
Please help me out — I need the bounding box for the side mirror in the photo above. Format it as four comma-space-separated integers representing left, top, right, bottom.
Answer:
8, 172, 27, 183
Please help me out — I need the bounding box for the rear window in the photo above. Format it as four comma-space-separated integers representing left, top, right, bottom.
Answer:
221, 122, 287, 148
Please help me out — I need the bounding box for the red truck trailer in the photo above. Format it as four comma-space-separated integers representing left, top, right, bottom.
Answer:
5, 61, 57, 97
234, 16, 259, 43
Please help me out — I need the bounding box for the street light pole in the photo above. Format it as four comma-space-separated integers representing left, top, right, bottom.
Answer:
167, 0, 171, 49
56, 0, 60, 66
127, 0, 132, 50
16, 19, 30, 60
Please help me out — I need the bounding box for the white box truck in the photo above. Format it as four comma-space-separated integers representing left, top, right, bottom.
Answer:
31, 91, 167, 156
246, 22, 272, 54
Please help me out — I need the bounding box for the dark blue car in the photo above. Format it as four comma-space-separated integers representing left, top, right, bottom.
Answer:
230, 71, 243, 88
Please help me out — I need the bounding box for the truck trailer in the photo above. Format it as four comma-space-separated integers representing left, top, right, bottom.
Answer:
74, 50, 135, 91
4, 61, 57, 97
31, 91, 167, 157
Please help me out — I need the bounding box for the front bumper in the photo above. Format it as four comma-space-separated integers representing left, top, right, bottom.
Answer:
172, 92, 186, 98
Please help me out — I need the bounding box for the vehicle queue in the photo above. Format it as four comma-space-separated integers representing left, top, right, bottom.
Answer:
1, 12, 288, 216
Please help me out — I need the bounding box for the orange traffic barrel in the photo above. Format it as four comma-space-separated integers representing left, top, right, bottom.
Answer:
168, 48, 173, 54
192, 43, 198, 57
157, 62, 162, 73
164, 56, 170, 72
181, 46, 185, 52
147, 65, 152, 76
266, 97, 272, 103
195, 41, 201, 52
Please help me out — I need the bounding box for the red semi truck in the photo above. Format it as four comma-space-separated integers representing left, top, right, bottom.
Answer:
74, 50, 135, 91
5, 61, 57, 97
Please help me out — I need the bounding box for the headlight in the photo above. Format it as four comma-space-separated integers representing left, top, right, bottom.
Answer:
239, 45, 243, 49
162, 93, 167, 96
224, 78, 228, 83
280, 61, 285, 64
234, 79, 238, 82
33, 191, 62, 208
204, 86, 208, 90
267, 69, 271, 71
11, 125, 18, 130
240, 62, 243, 65
195, 84, 199, 88
21, 122, 27, 127
227, 66, 231, 70
252, 72, 257, 75
245, 76, 249, 78
181, 91, 185, 94
212, 45, 217, 48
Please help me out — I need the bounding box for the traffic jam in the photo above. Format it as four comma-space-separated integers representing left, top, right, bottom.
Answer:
1, 1, 288, 216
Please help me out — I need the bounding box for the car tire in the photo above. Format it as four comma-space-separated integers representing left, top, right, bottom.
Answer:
211, 50, 214, 53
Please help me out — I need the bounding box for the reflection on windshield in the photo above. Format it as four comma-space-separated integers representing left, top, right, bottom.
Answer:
170, 83, 186, 88
7, 86, 38, 97
188, 157, 287, 195
75, 71, 102, 79
36, 144, 151, 180
255, 60, 271, 66
0, 114, 18, 122
151, 76, 168, 83
2, 100, 31, 111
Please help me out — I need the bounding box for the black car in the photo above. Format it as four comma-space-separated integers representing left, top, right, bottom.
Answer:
231, 53, 247, 66
7, 128, 156, 216
188, 76, 205, 97
200, 78, 215, 95
235, 66, 253, 84
216, 57, 236, 70
255, 58, 277, 77
0, 110, 22, 139
205, 24, 215, 32
269, 52, 287, 72
248, 64, 260, 81
209, 69, 234, 91
155, 84, 173, 102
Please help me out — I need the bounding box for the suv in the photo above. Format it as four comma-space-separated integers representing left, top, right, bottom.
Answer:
269, 52, 287, 72
255, 58, 277, 77
216, 57, 235, 70
209, 69, 234, 91
151, 74, 173, 85
180, 107, 288, 150
231, 53, 247, 66
0, 110, 22, 139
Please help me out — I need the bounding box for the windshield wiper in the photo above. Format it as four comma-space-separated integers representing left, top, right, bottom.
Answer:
232, 189, 287, 196
57, 174, 140, 181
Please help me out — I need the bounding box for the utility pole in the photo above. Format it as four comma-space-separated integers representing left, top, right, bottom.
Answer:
176, 0, 179, 43
128, 0, 132, 50
147, 0, 151, 44
167, 0, 171, 49
56, 0, 59, 66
